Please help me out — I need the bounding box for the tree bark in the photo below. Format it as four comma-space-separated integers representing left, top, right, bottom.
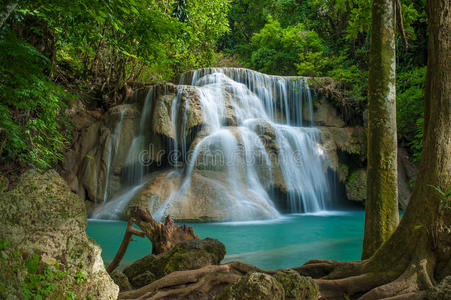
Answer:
363, 0, 399, 260
129, 206, 199, 255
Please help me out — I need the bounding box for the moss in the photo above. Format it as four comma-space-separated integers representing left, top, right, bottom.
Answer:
123, 238, 226, 288
216, 272, 284, 300
273, 270, 319, 300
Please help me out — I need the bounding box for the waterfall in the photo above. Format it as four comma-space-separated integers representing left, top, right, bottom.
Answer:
92, 67, 332, 221
158, 67, 330, 218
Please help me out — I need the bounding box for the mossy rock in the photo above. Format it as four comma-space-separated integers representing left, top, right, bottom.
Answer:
0, 170, 118, 299
273, 270, 319, 300
110, 270, 132, 291
215, 272, 284, 300
123, 238, 226, 288
345, 169, 367, 202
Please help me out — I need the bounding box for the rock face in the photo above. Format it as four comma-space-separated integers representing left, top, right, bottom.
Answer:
215, 272, 285, 300
123, 238, 226, 288
0, 170, 118, 299
63, 69, 417, 220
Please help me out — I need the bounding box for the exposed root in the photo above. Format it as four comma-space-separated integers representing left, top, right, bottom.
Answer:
118, 261, 266, 300
358, 259, 434, 300
129, 206, 198, 255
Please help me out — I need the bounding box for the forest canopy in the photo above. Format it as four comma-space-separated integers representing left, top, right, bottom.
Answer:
0, 0, 427, 170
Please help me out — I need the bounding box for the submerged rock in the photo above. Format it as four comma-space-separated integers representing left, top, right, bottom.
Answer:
273, 270, 319, 300
123, 238, 226, 288
215, 272, 285, 300
0, 170, 118, 299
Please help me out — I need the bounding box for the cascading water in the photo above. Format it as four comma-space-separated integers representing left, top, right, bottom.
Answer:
93, 67, 333, 221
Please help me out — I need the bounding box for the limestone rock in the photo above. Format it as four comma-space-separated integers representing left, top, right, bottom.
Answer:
0, 170, 118, 299
319, 126, 367, 172
73, 103, 140, 203
215, 272, 284, 300
123, 238, 226, 288
345, 169, 367, 202
273, 270, 319, 300
305, 96, 346, 128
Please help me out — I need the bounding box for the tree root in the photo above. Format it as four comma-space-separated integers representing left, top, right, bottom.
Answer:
118, 261, 272, 300
129, 206, 198, 255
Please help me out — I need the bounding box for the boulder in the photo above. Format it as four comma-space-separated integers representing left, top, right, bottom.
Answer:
110, 270, 132, 291
0, 170, 118, 299
273, 270, 319, 300
127, 168, 278, 222
215, 272, 285, 300
123, 238, 226, 288
345, 169, 367, 202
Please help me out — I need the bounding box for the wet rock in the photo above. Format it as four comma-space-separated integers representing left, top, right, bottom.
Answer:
319, 126, 367, 172
305, 96, 346, 128
123, 238, 226, 288
215, 272, 284, 300
0, 170, 118, 299
273, 270, 319, 300
75, 104, 141, 202
345, 169, 367, 202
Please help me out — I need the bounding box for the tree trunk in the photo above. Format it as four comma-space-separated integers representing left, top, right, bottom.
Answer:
363, 0, 399, 260
297, 0, 451, 297
129, 206, 199, 255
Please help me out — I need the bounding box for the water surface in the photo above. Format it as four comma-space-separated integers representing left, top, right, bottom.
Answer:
86, 210, 364, 270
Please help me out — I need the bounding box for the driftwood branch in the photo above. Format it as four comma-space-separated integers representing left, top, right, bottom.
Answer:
106, 218, 145, 273
129, 206, 199, 255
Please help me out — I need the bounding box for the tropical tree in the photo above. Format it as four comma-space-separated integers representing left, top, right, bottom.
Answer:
298, 0, 450, 296
362, 0, 399, 259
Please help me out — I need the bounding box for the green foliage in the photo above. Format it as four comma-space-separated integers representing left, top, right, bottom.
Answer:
22, 253, 68, 300
1, 0, 231, 171
396, 67, 426, 161
222, 0, 428, 157
427, 185, 451, 209
0, 33, 69, 170
249, 17, 324, 75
